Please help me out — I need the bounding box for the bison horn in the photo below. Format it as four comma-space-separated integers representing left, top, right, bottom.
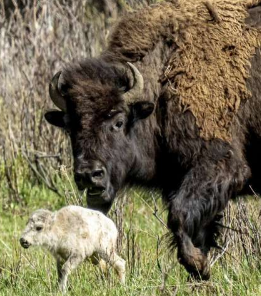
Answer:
122, 62, 144, 103
49, 71, 67, 112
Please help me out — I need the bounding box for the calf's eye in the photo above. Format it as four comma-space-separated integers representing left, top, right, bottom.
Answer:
36, 226, 43, 231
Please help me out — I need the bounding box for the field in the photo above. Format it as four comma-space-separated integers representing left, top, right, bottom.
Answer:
0, 176, 261, 296
0, 1, 261, 295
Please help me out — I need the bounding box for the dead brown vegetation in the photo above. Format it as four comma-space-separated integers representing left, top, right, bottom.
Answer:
0, 0, 158, 204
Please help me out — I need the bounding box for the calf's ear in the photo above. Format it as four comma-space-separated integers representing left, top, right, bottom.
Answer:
130, 101, 154, 123
44, 110, 66, 128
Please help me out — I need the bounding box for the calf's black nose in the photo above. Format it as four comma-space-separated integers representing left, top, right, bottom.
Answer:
20, 237, 30, 248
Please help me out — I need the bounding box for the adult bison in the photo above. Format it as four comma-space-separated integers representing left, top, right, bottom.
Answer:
45, 0, 261, 279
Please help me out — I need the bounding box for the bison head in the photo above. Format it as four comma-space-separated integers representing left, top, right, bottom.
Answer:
45, 59, 155, 213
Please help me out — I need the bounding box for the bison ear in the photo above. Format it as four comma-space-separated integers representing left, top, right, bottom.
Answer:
130, 101, 154, 123
44, 110, 66, 128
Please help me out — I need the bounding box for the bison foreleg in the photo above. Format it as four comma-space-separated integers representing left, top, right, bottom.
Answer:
167, 154, 249, 279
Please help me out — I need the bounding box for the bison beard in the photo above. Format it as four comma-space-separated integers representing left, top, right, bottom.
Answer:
45, 1, 261, 280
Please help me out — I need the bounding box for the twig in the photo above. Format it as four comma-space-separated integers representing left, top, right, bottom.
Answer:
249, 185, 260, 199
140, 195, 168, 229
210, 239, 231, 267
21, 149, 62, 197
35, 154, 61, 159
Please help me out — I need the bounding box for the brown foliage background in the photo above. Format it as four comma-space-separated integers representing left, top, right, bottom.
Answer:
0, 0, 159, 200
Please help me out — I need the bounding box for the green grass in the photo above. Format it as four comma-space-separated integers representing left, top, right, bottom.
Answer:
0, 176, 261, 296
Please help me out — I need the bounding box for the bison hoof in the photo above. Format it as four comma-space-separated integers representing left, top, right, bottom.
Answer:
177, 236, 210, 280
187, 265, 210, 281
178, 251, 210, 280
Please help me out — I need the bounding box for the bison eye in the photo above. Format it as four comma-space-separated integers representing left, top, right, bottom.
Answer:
36, 226, 43, 231
115, 121, 123, 129
107, 109, 119, 118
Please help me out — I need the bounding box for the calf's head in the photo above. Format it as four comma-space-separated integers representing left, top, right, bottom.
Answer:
20, 209, 53, 248
45, 60, 155, 213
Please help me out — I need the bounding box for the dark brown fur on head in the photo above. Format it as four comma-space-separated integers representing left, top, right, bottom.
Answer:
46, 58, 157, 213
63, 59, 128, 117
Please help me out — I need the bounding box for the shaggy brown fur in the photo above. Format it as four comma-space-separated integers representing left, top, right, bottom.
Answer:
106, 0, 261, 141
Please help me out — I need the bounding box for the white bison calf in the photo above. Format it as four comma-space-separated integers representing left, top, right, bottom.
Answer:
20, 205, 125, 293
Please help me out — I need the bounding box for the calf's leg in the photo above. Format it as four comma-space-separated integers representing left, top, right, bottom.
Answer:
99, 251, 126, 284
90, 253, 108, 273
58, 255, 83, 293
56, 258, 63, 283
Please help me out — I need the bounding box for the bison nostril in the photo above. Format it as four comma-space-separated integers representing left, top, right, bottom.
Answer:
92, 169, 104, 179
74, 172, 85, 182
